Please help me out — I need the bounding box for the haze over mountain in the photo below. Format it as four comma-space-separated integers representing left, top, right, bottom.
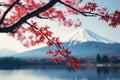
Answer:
11, 28, 120, 58
0, 28, 115, 59
0, 48, 17, 57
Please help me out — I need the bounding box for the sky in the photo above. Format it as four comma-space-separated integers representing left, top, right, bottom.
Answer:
0, 0, 120, 52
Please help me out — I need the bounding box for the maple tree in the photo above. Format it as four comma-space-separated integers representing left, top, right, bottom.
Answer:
0, 0, 120, 69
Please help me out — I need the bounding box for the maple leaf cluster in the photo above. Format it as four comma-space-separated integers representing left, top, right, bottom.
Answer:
0, 0, 120, 69
67, 58, 83, 70
100, 10, 120, 27
83, 2, 120, 27
84, 2, 97, 11
9, 20, 82, 69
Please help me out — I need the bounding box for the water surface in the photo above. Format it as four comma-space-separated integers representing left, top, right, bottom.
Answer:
0, 66, 120, 80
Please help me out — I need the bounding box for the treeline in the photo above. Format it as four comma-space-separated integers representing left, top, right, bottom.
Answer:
0, 57, 67, 69
96, 54, 120, 63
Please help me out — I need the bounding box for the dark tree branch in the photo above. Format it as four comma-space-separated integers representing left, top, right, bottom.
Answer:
25, 21, 37, 34
0, 0, 59, 33
26, 21, 67, 57
0, 4, 10, 6
58, 0, 86, 16
0, 0, 20, 24
36, 15, 56, 19
58, 0, 102, 17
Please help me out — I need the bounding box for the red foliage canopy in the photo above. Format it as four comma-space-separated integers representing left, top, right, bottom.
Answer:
0, 0, 120, 69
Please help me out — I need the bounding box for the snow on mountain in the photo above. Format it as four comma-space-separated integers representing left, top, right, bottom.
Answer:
12, 28, 120, 59
61, 28, 114, 45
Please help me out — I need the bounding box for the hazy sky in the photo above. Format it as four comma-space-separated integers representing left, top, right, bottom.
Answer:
0, 0, 120, 52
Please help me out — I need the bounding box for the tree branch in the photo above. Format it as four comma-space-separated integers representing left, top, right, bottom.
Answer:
0, 0, 59, 33
0, 4, 10, 6
26, 21, 67, 57
58, 0, 102, 17
59, 0, 120, 24
36, 15, 56, 19
0, 0, 20, 24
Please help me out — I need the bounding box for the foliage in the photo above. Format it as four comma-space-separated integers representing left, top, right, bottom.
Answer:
0, 0, 120, 69
96, 54, 120, 63
96, 54, 102, 63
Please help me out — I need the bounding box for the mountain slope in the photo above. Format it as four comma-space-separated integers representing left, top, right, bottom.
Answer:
13, 42, 120, 59
63, 42, 120, 57
13, 46, 53, 59
13, 28, 120, 59
0, 48, 17, 57
61, 28, 114, 45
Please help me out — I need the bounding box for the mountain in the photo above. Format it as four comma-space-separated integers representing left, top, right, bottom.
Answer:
61, 28, 114, 46
13, 28, 120, 59
13, 46, 52, 59
0, 48, 17, 57
64, 42, 120, 57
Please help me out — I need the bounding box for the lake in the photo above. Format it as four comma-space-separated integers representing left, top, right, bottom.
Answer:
0, 66, 120, 80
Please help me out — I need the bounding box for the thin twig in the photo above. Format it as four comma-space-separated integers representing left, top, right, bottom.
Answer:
0, 4, 10, 6
58, 0, 102, 17
36, 15, 56, 19
26, 21, 67, 57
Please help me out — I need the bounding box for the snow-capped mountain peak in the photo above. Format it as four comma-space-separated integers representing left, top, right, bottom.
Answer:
61, 28, 114, 45
12, 28, 120, 59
